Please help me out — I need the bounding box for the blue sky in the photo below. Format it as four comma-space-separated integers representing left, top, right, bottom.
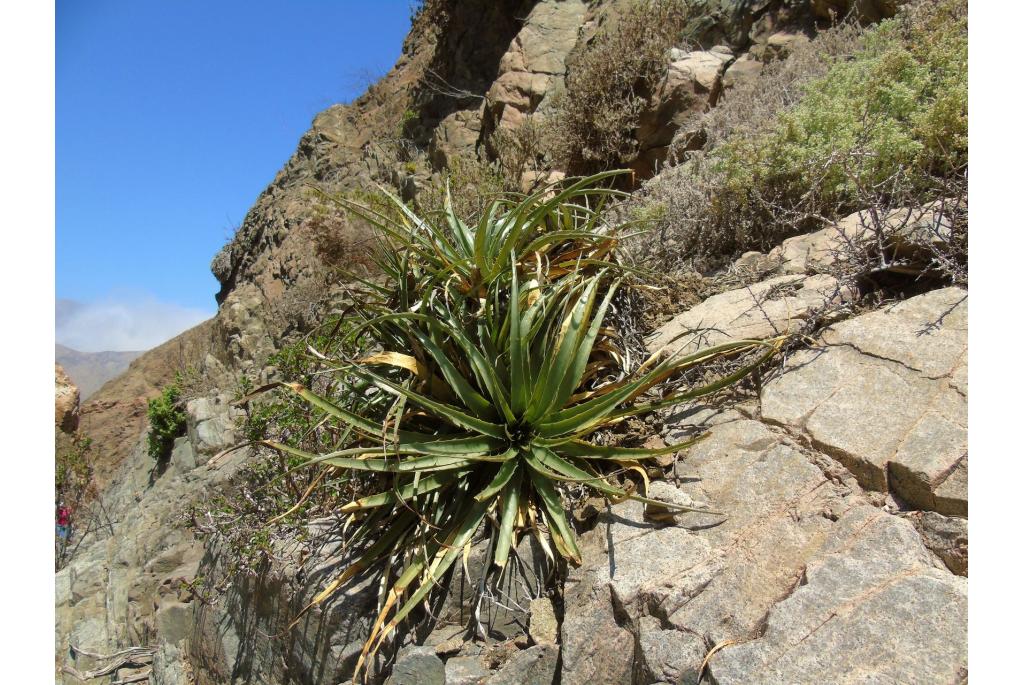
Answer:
56, 1, 413, 350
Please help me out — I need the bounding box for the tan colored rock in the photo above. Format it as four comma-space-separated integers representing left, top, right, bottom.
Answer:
768, 203, 956, 276
635, 49, 731, 175
528, 597, 559, 645
520, 169, 565, 194
667, 50, 731, 94
649, 273, 853, 357
768, 219, 851, 275
485, 0, 586, 130
722, 52, 763, 90
763, 30, 812, 62
55, 363, 80, 434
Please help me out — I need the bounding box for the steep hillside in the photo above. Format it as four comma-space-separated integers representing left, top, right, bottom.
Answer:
57, 2, 966, 683
77, 319, 217, 488
55, 344, 144, 399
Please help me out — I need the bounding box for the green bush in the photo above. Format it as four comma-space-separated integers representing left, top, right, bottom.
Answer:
147, 382, 187, 460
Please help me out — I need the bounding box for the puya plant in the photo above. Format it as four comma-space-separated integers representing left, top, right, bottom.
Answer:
239, 171, 782, 679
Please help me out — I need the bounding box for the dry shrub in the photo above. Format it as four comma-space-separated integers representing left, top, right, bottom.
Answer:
308, 212, 377, 272
414, 152, 509, 221
548, 0, 691, 174
823, 162, 968, 294
489, 116, 548, 190
699, 19, 867, 152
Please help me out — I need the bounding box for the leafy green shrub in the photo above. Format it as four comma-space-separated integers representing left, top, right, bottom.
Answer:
630, 0, 967, 267
548, 0, 690, 174
244, 172, 780, 676
147, 382, 187, 460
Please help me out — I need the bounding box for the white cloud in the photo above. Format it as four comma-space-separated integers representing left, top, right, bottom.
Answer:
56, 297, 214, 353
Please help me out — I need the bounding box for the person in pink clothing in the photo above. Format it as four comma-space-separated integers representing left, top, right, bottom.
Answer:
56, 502, 71, 540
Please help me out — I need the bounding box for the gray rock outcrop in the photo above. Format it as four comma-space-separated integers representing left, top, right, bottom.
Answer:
558, 282, 968, 685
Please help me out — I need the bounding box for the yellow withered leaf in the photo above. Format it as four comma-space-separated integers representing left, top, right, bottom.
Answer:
360, 351, 428, 377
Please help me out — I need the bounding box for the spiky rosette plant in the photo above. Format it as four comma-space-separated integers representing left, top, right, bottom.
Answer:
241, 172, 782, 679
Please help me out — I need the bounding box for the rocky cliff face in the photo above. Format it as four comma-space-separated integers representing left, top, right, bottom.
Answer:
57, 2, 966, 684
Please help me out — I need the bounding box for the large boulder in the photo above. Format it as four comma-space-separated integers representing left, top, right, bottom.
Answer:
635, 47, 733, 176
722, 52, 763, 90
762, 287, 967, 514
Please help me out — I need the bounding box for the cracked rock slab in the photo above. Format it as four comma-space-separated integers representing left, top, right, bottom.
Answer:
708, 506, 967, 685
561, 418, 862, 684
663, 421, 859, 643
650, 274, 850, 357
561, 410, 965, 685
762, 288, 967, 514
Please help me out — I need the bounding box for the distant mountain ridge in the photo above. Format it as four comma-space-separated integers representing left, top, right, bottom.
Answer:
55, 343, 144, 399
